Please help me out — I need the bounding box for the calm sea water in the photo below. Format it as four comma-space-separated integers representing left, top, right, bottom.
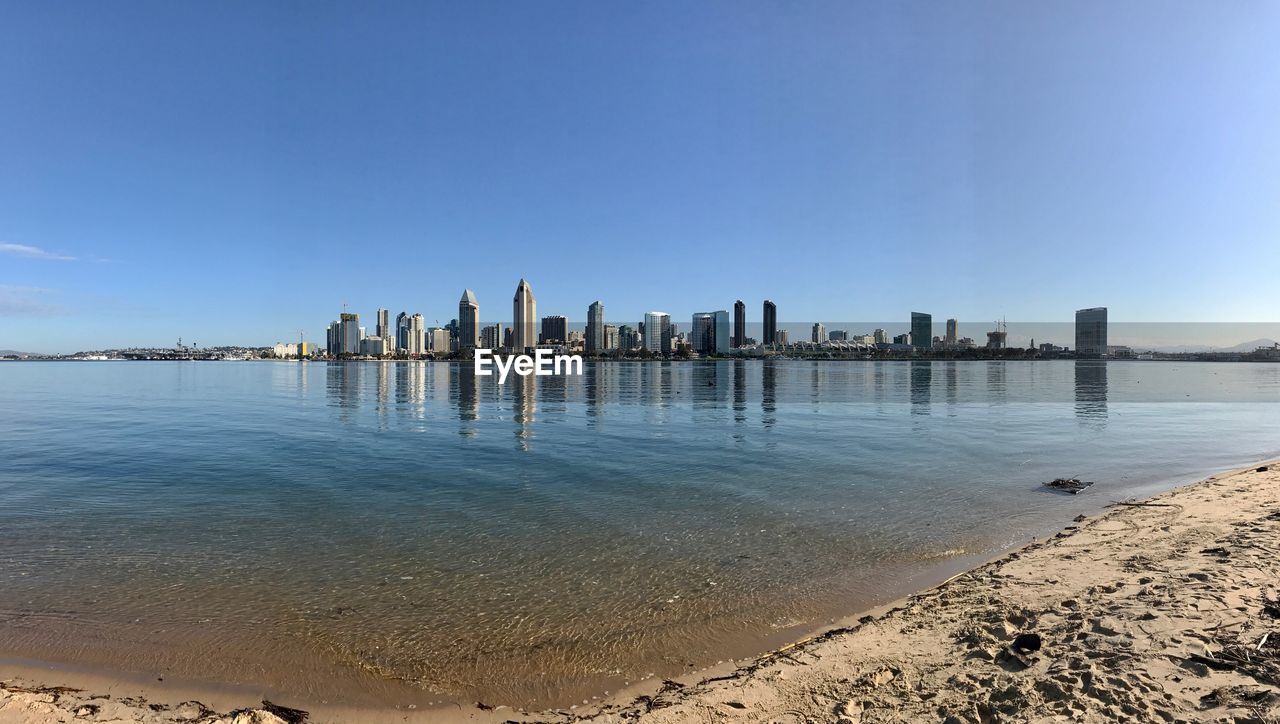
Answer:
2, 360, 1279, 707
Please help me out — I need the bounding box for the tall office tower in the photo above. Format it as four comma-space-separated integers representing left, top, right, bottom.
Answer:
586, 301, 605, 354
458, 290, 479, 349
763, 300, 777, 345
395, 312, 410, 352
776, 329, 789, 346
733, 300, 746, 348
812, 322, 825, 343
945, 318, 958, 345
339, 313, 360, 356
512, 279, 537, 352
829, 330, 848, 342
480, 324, 502, 350
911, 312, 933, 350
874, 328, 888, 344
1075, 307, 1108, 358
502, 327, 513, 349
692, 313, 715, 354
604, 324, 619, 351
712, 310, 729, 354
326, 321, 340, 355
408, 314, 426, 355
431, 327, 452, 353
643, 312, 670, 354
376, 308, 390, 342
617, 324, 638, 351
540, 315, 568, 345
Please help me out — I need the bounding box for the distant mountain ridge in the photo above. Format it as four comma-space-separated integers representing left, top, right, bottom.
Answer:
0, 350, 40, 356
1145, 338, 1278, 353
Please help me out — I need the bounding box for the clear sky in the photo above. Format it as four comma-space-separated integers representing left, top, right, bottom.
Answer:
2, 0, 1278, 352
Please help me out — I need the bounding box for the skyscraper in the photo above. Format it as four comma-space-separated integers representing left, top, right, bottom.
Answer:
480, 324, 502, 350
395, 312, 409, 353
408, 314, 426, 355
692, 313, 715, 354
458, 290, 479, 350
812, 322, 825, 343
945, 318, 958, 345
340, 313, 360, 356
911, 312, 932, 350
712, 310, 729, 354
376, 308, 390, 343
512, 278, 536, 352
540, 315, 568, 345
763, 300, 777, 345
733, 300, 746, 348
643, 312, 670, 354
1075, 307, 1108, 358
586, 301, 605, 354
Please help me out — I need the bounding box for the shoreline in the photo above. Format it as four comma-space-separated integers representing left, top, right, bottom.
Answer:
5, 460, 1279, 722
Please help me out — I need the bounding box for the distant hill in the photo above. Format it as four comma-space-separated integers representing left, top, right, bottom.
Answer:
0, 350, 40, 357
1219, 338, 1279, 353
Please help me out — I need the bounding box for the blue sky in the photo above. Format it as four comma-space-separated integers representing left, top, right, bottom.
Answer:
2, 0, 1278, 352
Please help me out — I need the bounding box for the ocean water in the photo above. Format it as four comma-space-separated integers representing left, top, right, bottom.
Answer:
1, 360, 1278, 707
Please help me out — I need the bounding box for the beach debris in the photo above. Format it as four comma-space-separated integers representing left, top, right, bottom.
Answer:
1042, 478, 1094, 494
1199, 686, 1280, 710
260, 700, 309, 724
73, 704, 99, 718
1257, 466, 1270, 472
1000, 633, 1043, 669
475, 701, 495, 710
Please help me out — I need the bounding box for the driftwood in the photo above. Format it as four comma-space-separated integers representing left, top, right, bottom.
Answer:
1043, 478, 1094, 494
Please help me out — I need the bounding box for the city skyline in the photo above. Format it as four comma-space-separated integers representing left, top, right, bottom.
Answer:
3, 1, 1280, 353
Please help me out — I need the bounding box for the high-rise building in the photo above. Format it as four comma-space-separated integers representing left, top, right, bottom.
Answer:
458, 290, 479, 350
540, 315, 568, 345
733, 300, 746, 348
586, 301, 605, 354
911, 312, 932, 350
617, 324, 638, 351
945, 318, 958, 345
763, 300, 777, 345
604, 324, 619, 351
480, 324, 502, 350
829, 330, 848, 342
395, 312, 410, 352
1075, 307, 1108, 358
340, 313, 360, 356
874, 328, 888, 344
713, 310, 729, 354
776, 329, 789, 346
326, 320, 340, 356
512, 279, 537, 351
408, 314, 426, 355
431, 327, 452, 354
376, 308, 390, 343
812, 322, 825, 343
643, 312, 671, 354
692, 313, 715, 355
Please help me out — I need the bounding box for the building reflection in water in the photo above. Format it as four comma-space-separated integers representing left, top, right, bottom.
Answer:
986, 360, 1007, 403
1074, 360, 1109, 424
511, 373, 536, 451
733, 360, 747, 424
456, 362, 478, 434
761, 359, 776, 429
944, 361, 957, 410
910, 360, 931, 414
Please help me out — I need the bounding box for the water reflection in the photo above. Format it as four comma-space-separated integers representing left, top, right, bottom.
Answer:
910, 360, 931, 414
1074, 360, 1109, 424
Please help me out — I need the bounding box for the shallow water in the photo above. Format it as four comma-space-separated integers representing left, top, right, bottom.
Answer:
1, 360, 1278, 706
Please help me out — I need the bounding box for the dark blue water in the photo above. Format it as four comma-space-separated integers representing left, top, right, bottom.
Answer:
1, 360, 1278, 706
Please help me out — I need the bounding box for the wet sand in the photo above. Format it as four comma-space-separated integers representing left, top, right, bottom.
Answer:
4, 462, 1279, 723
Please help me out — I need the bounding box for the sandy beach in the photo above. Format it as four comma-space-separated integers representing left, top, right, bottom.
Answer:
4, 462, 1279, 723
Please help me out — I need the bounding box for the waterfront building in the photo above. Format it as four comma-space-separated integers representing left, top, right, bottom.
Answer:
395, 312, 410, 352
911, 312, 932, 350
431, 327, 452, 354
617, 324, 638, 351
733, 300, 746, 348
713, 310, 729, 354
540, 315, 568, 345
829, 330, 848, 342
1075, 307, 1109, 358
812, 323, 825, 343
945, 318, 958, 345
458, 290, 479, 349
586, 301, 605, 354
874, 328, 888, 344
407, 314, 426, 355
512, 279, 537, 351
776, 329, 789, 346
893, 332, 911, 345
763, 300, 777, 345
692, 313, 714, 355
326, 321, 340, 355
376, 308, 390, 343
643, 312, 671, 354
361, 336, 387, 356
480, 324, 502, 350
604, 324, 619, 351
340, 313, 360, 356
